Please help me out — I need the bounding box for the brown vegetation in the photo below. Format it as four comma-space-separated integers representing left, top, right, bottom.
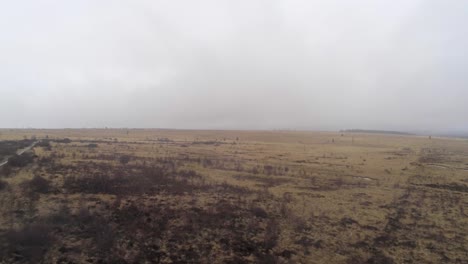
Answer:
0, 129, 467, 263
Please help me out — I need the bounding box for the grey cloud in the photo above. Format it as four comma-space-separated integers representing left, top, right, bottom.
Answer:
0, 0, 467, 132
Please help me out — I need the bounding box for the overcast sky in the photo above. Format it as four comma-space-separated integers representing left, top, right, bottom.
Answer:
1, 0, 467, 132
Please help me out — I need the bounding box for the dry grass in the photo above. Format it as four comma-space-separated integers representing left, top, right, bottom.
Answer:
0, 129, 467, 263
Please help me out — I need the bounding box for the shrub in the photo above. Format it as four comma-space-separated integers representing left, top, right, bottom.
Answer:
264, 165, 274, 175
8, 153, 35, 167
119, 155, 131, 165
54, 138, 71, 144
36, 140, 51, 148
0, 179, 9, 191
250, 206, 268, 219
263, 219, 279, 251
38, 156, 55, 165
21, 175, 51, 194
2, 223, 54, 263
0, 164, 12, 176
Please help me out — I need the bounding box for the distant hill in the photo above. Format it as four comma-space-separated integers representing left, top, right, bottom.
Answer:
340, 129, 414, 136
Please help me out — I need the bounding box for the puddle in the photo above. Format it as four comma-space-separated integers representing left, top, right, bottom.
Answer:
427, 164, 451, 169
352, 176, 374, 181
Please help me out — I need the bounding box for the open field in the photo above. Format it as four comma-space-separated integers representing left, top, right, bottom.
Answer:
0, 129, 467, 263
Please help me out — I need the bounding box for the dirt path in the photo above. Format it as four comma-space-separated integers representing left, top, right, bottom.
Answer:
0, 141, 39, 168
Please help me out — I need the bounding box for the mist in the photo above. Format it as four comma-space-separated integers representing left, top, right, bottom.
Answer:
1, 0, 467, 133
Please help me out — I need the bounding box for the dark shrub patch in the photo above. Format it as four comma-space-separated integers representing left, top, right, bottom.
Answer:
1, 223, 54, 263
53, 138, 72, 144
0, 139, 35, 159
87, 143, 98, 148
0, 164, 12, 176
36, 140, 51, 148
119, 155, 131, 165
8, 153, 35, 167
0, 179, 9, 191
251, 206, 268, 218
21, 175, 51, 194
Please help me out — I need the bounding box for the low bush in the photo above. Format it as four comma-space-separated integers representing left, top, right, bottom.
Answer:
0, 164, 12, 176
8, 153, 35, 167
1, 223, 54, 263
0, 179, 9, 191
119, 155, 131, 165
53, 138, 72, 144
21, 175, 51, 194
36, 140, 51, 149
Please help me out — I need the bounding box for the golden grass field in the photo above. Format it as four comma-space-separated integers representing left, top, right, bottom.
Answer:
0, 129, 467, 263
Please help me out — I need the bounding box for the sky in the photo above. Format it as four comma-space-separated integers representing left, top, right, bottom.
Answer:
0, 0, 467, 132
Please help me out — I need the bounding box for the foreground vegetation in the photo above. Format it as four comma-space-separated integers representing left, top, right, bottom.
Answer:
0, 129, 467, 263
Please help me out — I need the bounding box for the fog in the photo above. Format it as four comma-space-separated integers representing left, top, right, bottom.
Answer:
1, 0, 467, 133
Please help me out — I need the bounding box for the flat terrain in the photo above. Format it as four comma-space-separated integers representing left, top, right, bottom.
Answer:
0, 129, 467, 263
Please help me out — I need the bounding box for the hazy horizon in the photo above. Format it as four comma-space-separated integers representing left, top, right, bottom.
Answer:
1, 1, 467, 132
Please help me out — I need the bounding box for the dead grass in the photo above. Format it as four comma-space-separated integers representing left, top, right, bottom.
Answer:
0, 129, 467, 263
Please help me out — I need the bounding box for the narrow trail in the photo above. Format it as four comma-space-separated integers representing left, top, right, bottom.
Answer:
0, 141, 39, 168
16, 141, 38, 155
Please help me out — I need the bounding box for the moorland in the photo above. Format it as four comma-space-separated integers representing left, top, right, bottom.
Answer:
0, 129, 467, 263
